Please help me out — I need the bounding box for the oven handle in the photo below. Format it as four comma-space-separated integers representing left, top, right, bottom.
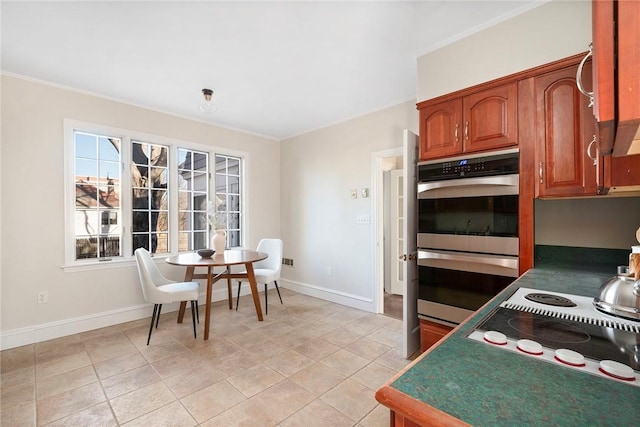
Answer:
418, 249, 519, 276
417, 174, 519, 195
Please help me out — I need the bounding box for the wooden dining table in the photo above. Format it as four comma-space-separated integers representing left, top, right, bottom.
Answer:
165, 250, 268, 340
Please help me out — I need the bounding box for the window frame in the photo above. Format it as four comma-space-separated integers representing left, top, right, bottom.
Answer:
63, 119, 248, 271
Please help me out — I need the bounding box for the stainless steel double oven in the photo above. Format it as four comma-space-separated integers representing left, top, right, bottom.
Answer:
417, 148, 520, 327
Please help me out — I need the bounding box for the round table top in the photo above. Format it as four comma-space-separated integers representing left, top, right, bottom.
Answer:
165, 249, 268, 267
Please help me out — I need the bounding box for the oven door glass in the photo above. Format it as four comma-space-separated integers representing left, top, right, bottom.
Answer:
418, 195, 518, 237
419, 265, 515, 311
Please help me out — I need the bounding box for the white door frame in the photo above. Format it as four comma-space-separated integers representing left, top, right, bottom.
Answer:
371, 147, 403, 314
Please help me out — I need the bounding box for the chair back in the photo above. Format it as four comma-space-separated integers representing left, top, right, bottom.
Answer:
135, 248, 171, 304
254, 238, 283, 279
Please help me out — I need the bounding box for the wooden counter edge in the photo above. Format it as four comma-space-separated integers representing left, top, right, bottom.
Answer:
375, 385, 471, 427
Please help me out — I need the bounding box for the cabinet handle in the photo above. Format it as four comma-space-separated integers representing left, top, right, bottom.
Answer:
454, 123, 459, 142
539, 161, 544, 184
576, 43, 594, 108
464, 121, 469, 140
587, 134, 598, 166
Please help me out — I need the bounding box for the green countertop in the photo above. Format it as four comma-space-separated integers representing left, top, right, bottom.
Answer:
390, 262, 640, 426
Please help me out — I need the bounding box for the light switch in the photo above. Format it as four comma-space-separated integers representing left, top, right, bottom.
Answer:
356, 215, 370, 224
361, 188, 369, 198
351, 189, 358, 199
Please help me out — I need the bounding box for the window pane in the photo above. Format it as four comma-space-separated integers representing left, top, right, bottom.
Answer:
229, 195, 240, 211
75, 133, 97, 159
98, 137, 119, 161
132, 140, 170, 254
215, 154, 242, 248
74, 131, 122, 260
228, 175, 240, 193
177, 148, 209, 251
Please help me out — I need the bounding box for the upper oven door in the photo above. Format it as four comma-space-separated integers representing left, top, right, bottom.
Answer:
418, 174, 519, 240
418, 174, 519, 199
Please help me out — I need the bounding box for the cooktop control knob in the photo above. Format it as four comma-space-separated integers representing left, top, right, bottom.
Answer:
516, 339, 543, 355
483, 331, 507, 345
554, 349, 585, 367
599, 360, 636, 381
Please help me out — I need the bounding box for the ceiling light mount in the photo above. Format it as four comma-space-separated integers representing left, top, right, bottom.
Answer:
200, 88, 216, 113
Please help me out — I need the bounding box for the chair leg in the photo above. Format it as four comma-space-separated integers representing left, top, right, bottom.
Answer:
265, 283, 268, 315
155, 304, 162, 328
190, 301, 197, 339
274, 280, 283, 304
236, 281, 242, 311
147, 304, 159, 346
195, 302, 199, 323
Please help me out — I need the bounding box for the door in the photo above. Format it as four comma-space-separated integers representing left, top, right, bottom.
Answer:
389, 169, 404, 295
535, 64, 598, 197
402, 129, 419, 358
419, 98, 463, 160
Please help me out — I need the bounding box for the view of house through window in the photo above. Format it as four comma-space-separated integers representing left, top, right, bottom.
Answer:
178, 148, 209, 252
68, 123, 244, 265
74, 131, 122, 260
215, 154, 242, 248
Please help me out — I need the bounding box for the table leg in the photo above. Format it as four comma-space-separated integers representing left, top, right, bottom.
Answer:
177, 266, 196, 323
246, 262, 264, 321
204, 266, 213, 340
226, 270, 233, 309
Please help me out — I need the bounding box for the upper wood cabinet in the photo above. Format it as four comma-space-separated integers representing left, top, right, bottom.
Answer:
535, 63, 600, 198
589, 0, 640, 156
418, 83, 518, 161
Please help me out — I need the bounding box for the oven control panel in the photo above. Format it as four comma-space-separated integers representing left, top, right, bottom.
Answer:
418, 150, 519, 182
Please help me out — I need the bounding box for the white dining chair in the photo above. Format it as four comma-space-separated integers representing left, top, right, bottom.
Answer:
236, 238, 283, 314
134, 248, 200, 345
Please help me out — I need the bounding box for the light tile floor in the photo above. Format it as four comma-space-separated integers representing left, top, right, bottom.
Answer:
1, 289, 413, 426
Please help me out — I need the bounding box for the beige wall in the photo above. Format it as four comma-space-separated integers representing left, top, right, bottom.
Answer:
1, 75, 280, 345
279, 101, 417, 308
417, 0, 592, 101
535, 197, 640, 249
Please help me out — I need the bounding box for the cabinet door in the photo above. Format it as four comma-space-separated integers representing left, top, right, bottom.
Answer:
463, 83, 518, 153
419, 99, 462, 160
420, 319, 452, 353
535, 65, 598, 197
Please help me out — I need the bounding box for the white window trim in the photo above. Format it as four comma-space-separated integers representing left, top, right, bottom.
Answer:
62, 119, 249, 272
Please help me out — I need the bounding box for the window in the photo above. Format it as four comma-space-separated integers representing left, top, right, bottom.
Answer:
65, 121, 245, 267
214, 154, 242, 248
73, 130, 122, 260
177, 148, 209, 252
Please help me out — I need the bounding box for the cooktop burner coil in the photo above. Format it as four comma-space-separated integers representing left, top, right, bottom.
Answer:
524, 293, 577, 307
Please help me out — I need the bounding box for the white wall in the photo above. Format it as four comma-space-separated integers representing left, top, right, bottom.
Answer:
0, 75, 280, 348
417, 0, 592, 102
279, 101, 418, 310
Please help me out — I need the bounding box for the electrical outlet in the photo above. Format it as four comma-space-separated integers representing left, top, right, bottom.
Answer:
37, 290, 48, 304
282, 258, 294, 267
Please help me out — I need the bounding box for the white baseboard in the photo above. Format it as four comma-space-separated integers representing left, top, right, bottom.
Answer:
0, 281, 375, 351
279, 279, 375, 312
0, 287, 237, 351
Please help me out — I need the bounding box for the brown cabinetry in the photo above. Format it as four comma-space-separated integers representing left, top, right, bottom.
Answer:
590, 0, 640, 156
420, 319, 452, 353
535, 63, 600, 197
418, 83, 518, 161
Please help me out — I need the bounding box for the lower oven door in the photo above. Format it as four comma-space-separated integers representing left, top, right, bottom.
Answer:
417, 249, 518, 326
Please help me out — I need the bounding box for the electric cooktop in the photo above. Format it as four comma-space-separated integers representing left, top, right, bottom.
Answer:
468, 287, 640, 387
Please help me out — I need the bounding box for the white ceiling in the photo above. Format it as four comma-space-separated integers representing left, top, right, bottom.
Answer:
1, 1, 547, 140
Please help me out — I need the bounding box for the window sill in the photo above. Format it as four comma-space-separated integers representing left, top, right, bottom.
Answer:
61, 257, 136, 272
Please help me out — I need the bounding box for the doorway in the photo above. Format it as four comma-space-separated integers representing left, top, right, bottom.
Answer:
383, 163, 404, 319
372, 148, 404, 319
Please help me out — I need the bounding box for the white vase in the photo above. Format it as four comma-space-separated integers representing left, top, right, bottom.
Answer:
212, 230, 226, 254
